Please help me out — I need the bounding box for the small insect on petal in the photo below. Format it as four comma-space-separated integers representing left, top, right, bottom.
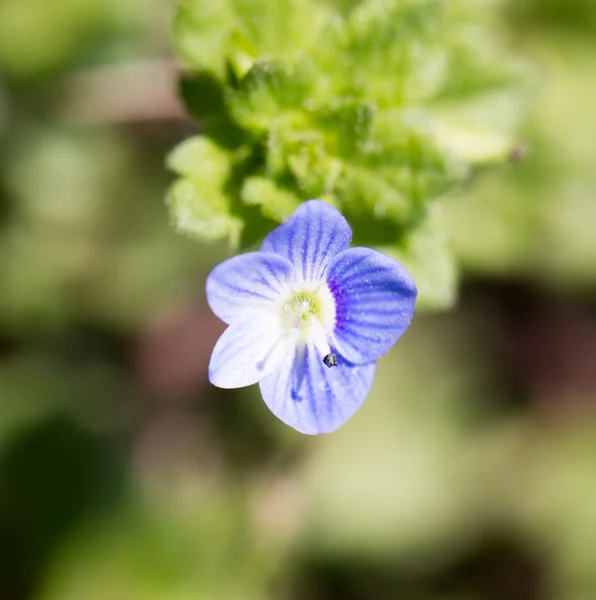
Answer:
323, 353, 337, 368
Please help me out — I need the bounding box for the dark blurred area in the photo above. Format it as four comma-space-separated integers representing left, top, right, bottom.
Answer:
1, 1, 596, 599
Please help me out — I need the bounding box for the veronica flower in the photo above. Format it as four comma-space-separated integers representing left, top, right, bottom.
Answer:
206, 200, 417, 434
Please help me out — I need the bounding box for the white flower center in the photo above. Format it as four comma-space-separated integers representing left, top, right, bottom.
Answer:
279, 283, 336, 365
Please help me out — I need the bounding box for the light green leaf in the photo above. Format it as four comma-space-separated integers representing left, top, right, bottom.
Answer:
240, 177, 300, 221
264, 100, 375, 198
432, 120, 516, 164
388, 203, 458, 311
167, 136, 230, 183
166, 137, 241, 243
231, 0, 333, 61
317, 99, 376, 157
172, 0, 235, 78
336, 116, 465, 229
166, 179, 242, 244
313, 0, 443, 106
285, 138, 343, 199
227, 59, 312, 133
338, 164, 411, 224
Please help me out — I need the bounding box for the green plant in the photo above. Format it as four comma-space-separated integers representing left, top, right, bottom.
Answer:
166, 0, 532, 310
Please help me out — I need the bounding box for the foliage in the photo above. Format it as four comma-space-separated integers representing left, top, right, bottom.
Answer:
446, 3, 596, 290
167, 0, 532, 310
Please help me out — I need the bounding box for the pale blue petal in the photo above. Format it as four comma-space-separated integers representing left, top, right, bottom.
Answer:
209, 313, 286, 389
327, 247, 417, 365
259, 342, 376, 435
261, 200, 352, 282
206, 252, 294, 324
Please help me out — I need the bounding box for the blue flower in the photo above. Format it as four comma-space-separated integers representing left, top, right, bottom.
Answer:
206, 200, 417, 434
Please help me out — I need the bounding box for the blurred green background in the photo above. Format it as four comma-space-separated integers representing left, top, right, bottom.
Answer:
1, 0, 596, 599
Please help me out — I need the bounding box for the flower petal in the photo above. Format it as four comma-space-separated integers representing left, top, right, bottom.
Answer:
259, 342, 375, 435
261, 200, 352, 282
206, 252, 294, 324
208, 313, 286, 389
327, 247, 417, 365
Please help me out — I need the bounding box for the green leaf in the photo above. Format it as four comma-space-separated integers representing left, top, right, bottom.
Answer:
313, 0, 443, 106
317, 99, 376, 157
230, 0, 333, 61
172, 0, 235, 78
428, 87, 534, 165
178, 73, 227, 121
337, 116, 466, 229
167, 136, 230, 182
178, 74, 245, 149
432, 119, 517, 165
338, 164, 411, 224
240, 176, 300, 221
166, 179, 242, 243
166, 137, 242, 243
284, 138, 343, 199
226, 59, 313, 133
263, 100, 375, 199
388, 203, 458, 311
